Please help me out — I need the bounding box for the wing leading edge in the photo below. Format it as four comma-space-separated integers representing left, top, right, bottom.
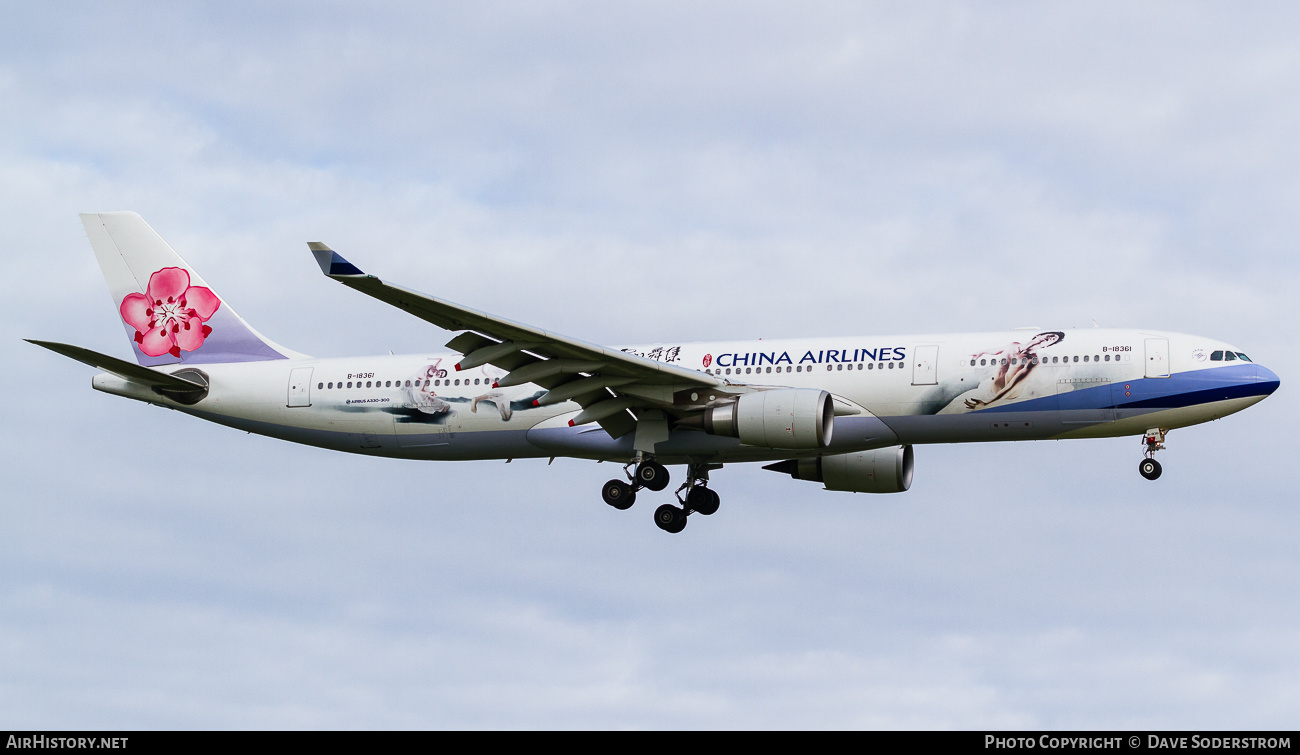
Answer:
308, 244, 722, 439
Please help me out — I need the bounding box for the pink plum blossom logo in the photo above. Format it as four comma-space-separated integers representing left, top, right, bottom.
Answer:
120, 267, 221, 357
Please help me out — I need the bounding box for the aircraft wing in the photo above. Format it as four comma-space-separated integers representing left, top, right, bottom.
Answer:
309, 244, 722, 439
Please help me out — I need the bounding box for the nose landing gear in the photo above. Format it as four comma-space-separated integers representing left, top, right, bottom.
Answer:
1139, 429, 1166, 480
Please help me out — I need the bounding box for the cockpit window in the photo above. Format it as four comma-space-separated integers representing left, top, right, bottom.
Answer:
1224, 351, 1237, 361
1236, 352, 1251, 362
1210, 350, 1223, 361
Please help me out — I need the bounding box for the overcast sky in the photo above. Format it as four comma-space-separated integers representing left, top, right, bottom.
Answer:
3, 1, 1299, 729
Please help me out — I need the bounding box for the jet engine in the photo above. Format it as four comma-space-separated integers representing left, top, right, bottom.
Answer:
699, 388, 833, 449
763, 445, 914, 493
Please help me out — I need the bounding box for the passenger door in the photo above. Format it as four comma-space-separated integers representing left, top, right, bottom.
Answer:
287, 367, 313, 407
1144, 338, 1170, 378
911, 345, 939, 385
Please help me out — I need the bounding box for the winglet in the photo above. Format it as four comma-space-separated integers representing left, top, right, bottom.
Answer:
308, 243, 366, 277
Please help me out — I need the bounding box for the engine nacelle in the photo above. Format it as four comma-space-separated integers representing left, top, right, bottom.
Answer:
764, 445, 914, 493
702, 389, 833, 449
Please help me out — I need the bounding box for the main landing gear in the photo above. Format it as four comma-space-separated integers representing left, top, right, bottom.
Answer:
1139, 428, 1166, 481
600, 458, 722, 534
653, 464, 722, 534
600, 458, 670, 511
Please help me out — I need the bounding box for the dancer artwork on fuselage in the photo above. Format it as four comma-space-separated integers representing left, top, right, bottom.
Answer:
945, 331, 1065, 412
29, 213, 1281, 534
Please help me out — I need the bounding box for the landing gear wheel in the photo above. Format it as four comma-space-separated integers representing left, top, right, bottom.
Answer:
602, 479, 636, 510
654, 503, 688, 533
1139, 458, 1162, 481
636, 461, 671, 492
686, 486, 720, 516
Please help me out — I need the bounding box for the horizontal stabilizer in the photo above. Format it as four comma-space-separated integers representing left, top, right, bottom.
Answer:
25, 339, 207, 391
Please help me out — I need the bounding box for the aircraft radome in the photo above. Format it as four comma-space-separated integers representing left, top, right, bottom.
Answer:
30, 213, 1281, 533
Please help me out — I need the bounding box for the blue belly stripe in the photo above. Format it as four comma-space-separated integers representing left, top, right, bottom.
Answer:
974, 363, 1277, 414
1116, 379, 1279, 409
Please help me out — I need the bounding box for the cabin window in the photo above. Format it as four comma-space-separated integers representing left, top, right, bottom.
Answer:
1031, 358, 1038, 365
868, 362, 874, 370
836, 364, 842, 371
1083, 355, 1089, 362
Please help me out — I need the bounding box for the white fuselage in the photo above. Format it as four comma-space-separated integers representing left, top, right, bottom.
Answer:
92, 328, 1279, 465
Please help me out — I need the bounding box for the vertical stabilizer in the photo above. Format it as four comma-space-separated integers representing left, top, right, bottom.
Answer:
81, 212, 300, 366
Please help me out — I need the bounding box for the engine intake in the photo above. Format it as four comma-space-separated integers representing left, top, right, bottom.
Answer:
764, 445, 914, 493
702, 388, 833, 449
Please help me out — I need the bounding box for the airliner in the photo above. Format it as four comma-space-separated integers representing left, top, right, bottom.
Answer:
30, 213, 1280, 533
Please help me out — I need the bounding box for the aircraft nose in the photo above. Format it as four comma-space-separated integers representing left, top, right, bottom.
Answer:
1255, 364, 1281, 396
